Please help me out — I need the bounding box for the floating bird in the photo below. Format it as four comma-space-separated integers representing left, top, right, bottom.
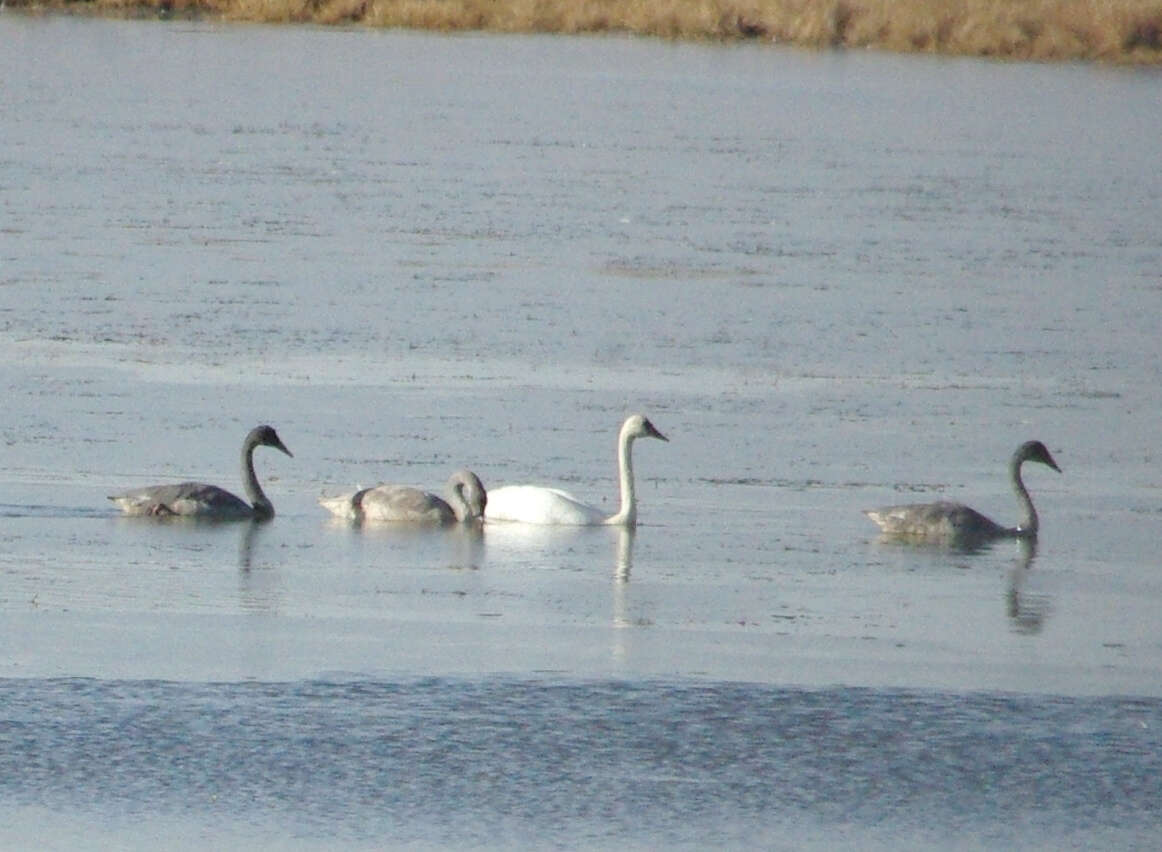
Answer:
109, 424, 292, 521
485, 414, 667, 526
319, 469, 486, 525
864, 440, 1061, 543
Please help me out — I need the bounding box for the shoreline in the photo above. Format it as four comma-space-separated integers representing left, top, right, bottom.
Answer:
8, 0, 1162, 63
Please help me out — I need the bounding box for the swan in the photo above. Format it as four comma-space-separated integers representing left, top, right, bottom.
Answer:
109, 424, 293, 521
319, 469, 487, 525
485, 414, 668, 526
864, 440, 1061, 542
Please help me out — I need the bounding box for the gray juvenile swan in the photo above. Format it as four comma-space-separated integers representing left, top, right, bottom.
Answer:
485, 414, 668, 526
864, 440, 1061, 542
109, 424, 293, 521
319, 470, 487, 525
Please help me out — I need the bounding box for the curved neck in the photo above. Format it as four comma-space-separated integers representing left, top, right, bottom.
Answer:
606, 429, 637, 526
1009, 456, 1036, 535
242, 441, 274, 520
448, 482, 471, 522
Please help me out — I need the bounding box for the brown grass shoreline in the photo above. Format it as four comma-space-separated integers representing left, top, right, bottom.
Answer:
11, 0, 1162, 62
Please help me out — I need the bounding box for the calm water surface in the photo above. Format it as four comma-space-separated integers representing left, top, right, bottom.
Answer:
2, 13, 1161, 848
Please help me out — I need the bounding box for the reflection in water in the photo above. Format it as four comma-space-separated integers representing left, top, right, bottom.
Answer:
237, 521, 284, 614
1007, 538, 1051, 635
872, 530, 1004, 557
480, 521, 584, 552
482, 523, 635, 581
449, 524, 485, 571
611, 528, 641, 666
614, 526, 634, 583
237, 520, 264, 570
479, 523, 640, 658
871, 532, 1054, 634
326, 516, 486, 572
2, 503, 108, 520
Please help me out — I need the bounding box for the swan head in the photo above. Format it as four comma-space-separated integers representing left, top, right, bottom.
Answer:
622, 414, 668, 444
247, 424, 294, 458
449, 469, 487, 521
1015, 440, 1060, 473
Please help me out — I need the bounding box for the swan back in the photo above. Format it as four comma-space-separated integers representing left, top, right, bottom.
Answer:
355, 485, 458, 524
485, 484, 609, 525
109, 482, 254, 519
863, 501, 1006, 540
319, 469, 487, 525
318, 490, 366, 521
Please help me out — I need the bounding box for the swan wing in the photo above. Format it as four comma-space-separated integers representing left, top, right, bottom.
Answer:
355, 485, 456, 524
864, 501, 1004, 539
110, 481, 252, 519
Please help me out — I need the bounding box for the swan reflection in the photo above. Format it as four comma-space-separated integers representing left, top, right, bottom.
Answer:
869, 530, 1054, 634
448, 523, 485, 571
318, 470, 486, 525
482, 522, 635, 580
870, 529, 1001, 557
237, 519, 265, 570
1007, 538, 1051, 635
614, 526, 634, 583
324, 515, 485, 572
237, 520, 285, 613
611, 527, 643, 666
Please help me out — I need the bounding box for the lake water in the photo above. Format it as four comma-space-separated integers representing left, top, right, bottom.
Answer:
2, 13, 1161, 849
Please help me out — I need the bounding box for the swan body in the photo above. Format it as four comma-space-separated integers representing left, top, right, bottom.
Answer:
485, 484, 609, 526
485, 414, 667, 527
864, 440, 1061, 542
319, 470, 486, 525
109, 425, 293, 521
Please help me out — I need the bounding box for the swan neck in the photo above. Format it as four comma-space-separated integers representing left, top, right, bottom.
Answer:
608, 428, 637, 526
448, 482, 470, 522
242, 440, 273, 519
1010, 456, 1036, 535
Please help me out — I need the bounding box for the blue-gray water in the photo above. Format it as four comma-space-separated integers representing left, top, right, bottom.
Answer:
2, 12, 1162, 849
3, 678, 1161, 849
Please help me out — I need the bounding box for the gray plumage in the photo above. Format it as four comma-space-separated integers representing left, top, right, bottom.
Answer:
109, 425, 293, 521
864, 440, 1061, 543
319, 469, 486, 525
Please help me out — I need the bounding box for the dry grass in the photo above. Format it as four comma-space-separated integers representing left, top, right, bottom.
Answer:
12, 0, 1162, 61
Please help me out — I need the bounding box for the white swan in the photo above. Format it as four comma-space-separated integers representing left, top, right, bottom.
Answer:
485, 414, 667, 526
864, 440, 1061, 543
319, 469, 486, 525
109, 424, 293, 521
